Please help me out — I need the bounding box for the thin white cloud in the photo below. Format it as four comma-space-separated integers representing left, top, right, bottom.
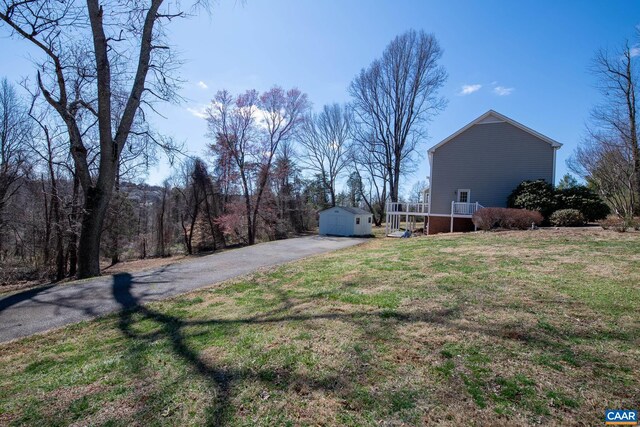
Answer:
459, 84, 482, 95
187, 105, 208, 119
197, 81, 208, 89
191, 102, 273, 129
630, 47, 640, 57
493, 86, 514, 96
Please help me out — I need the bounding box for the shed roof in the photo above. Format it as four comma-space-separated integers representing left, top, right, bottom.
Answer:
319, 206, 371, 215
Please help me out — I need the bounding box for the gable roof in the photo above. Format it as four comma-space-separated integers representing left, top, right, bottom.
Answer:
427, 110, 562, 157
319, 206, 371, 215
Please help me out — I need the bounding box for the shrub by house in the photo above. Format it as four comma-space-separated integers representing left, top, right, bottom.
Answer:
549, 209, 585, 227
472, 207, 543, 231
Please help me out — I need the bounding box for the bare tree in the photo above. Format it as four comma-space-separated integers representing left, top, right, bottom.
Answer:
175, 159, 202, 255
349, 30, 447, 202
207, 87, 309, 245
351, 137, 388, 226
298, 103, 352, 207
270, 141, 309, 236
191, 158, 221, 251
409, 179, 428, 203
207, 90, 257, 244
155, 180, 171, 257
0, 0, 186, 278
27, 100, 68, 280
0, 79, 31, 231
66, 174, 81, 277
570, 138, 636, 216
570, 39, 639, 216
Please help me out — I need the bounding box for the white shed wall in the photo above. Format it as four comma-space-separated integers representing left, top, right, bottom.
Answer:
353, 215, 372, 236
319, 208, 372, 236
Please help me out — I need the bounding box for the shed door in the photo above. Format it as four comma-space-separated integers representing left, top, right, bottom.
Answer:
330, 214, 351, 236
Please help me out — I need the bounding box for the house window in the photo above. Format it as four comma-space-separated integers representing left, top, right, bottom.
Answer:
356, 217, 361, 225
457, 189, 470, 203
368, 217, 371, 223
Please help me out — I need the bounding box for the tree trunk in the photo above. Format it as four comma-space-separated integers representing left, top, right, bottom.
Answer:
241, 175, 254, 245
41, 177, 51, 265
391, 154, 402, 202
76, 186, 111, 278
188, 206, 197, 253
628, 98, 640, 215
250, 162, 274, 245
201, 188, 219, 251
246, 215, 254, 245
156, 187, 167, 257
110, 171, 120, 265
181, 214, 192, 255
141, 237, 146, 259
67, 175, 80, 277
48, 154, 65, 282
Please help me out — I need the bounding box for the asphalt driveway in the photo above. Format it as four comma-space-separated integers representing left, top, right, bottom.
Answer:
0, 235, 365, 343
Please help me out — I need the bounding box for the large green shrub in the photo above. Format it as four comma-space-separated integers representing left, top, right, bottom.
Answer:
549, 209, 585, 227
557, 186, 610, 221
507, 180, 557, 219
508, 179, 610, 223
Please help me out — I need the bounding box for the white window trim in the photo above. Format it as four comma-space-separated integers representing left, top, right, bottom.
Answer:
457, 189, 471, 203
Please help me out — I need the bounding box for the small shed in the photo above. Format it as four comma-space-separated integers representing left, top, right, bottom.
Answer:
318, 206, 372, 236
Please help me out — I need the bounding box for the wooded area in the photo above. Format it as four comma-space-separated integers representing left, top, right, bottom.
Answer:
0, 0, 450, 284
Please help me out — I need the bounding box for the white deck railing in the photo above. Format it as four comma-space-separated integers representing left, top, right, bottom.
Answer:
386, 202, 429, 214
384, 201, 485, 235
451, 201, 483, 216
385, 202, 429, 235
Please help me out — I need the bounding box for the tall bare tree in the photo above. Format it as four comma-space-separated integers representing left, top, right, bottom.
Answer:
349, 29, 447, 203
0, 79, 31, 231
27, 100, 68, 280
298, 103, 352, 207
570, 39, 639, 216
207, 87, 309, 245
176, 158, 203, 255
1, 0, 185, 278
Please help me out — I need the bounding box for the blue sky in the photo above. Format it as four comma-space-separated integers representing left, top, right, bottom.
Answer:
1, 0, 638, 195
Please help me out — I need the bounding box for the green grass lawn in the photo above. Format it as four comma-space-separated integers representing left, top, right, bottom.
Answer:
1, 229, 638, 426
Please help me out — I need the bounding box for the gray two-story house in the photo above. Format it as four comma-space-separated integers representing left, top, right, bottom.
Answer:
426, 110, 562, 234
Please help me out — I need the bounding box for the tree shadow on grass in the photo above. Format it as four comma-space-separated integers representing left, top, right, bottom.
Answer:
113, 273, 365, 425
111, 272, 631, 425
114, 273, 237, 425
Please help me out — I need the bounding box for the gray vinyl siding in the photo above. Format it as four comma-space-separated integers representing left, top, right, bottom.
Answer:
430, 122, 555, 214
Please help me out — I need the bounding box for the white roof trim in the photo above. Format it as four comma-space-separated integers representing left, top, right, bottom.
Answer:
318, 206, 371, 215
427, 110, 562, 154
